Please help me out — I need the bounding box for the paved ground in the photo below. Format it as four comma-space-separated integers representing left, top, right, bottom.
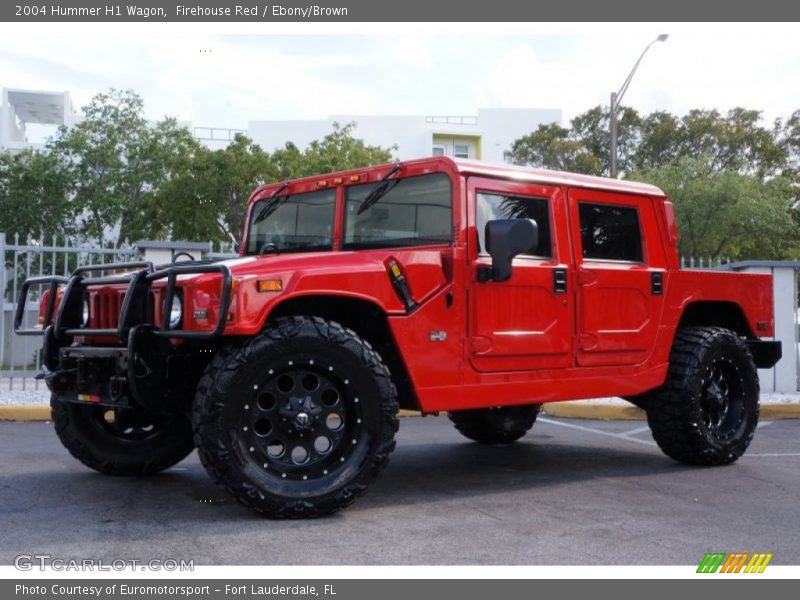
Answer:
1, 415, 798, 565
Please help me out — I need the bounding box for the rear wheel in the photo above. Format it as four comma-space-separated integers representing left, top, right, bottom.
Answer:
193, 316, 398, 518
645, 326, 759, 465
448, 404, 541, 444
51, 396, 194, 475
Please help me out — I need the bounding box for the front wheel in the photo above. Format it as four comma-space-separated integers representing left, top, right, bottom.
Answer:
51, 396, 194, 475
193, 317, 399, 518
645, 326, 759, 466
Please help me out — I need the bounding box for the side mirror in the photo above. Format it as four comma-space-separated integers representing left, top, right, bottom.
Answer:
484, 219, 538, 282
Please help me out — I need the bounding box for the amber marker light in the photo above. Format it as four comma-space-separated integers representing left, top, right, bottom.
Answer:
349, 175, 360, 182
317, 180, 329, 187
257, 279, 283, 293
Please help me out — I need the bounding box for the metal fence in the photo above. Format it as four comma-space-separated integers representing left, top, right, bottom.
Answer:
0, 232, 235, 389
2, 242, 793, 391
679, 256, 731, 269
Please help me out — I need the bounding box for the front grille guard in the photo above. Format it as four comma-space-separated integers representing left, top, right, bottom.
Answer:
14, 261, 233, 341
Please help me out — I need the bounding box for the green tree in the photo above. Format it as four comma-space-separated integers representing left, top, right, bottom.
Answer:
0, 148, 73, 241
136, 134, 275, 245
630, 157, 798, 260
47, 88, 199, 245
270, 122, 396, 178
504, 107, 640, 175
504, 123, 603, 175
140, 123, 396, 245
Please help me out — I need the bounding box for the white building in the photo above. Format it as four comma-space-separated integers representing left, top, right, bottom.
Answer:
1, 88, 78, 153
1, 88, 562, 164
247, 108, 562, 162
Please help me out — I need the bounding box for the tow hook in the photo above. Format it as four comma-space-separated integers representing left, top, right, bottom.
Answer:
109, 376, 128, 402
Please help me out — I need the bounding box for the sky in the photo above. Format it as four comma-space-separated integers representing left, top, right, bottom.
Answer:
1, 23, 799, 141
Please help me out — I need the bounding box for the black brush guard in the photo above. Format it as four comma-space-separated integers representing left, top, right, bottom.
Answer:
14, 261, 232, 410
14, 261, 233, 341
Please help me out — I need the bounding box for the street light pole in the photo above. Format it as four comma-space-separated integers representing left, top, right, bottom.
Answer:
609, 34, 669, 178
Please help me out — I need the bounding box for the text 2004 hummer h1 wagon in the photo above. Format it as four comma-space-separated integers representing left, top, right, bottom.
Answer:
16, 157, 782, 517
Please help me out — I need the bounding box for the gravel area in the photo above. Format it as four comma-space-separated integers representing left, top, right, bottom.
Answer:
0, 379, 49, 405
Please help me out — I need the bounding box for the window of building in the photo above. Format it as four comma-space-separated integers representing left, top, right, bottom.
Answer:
475, 192, 552, 258
344, 173, 452, 249
432, 145, 445, 157
578, 202, 643, 262
454, 143, 470, 159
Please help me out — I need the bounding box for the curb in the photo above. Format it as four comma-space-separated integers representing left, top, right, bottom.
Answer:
0, 406, 426, 422
541, 401, 800, 421
0, 405, 52, 421
2, 404, 799, 422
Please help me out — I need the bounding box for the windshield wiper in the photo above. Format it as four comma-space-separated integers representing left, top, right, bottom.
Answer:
253, 182, 291, 224
357, 164, 402, 215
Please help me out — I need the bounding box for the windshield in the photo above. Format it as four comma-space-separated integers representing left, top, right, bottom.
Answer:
246, 188, 336, 255
344, 173, 452, 249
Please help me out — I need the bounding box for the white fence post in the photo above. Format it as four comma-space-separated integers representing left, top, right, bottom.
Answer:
0, 231, 6, 368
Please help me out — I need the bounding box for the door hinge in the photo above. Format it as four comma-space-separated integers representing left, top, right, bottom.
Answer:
579, 333, 599, 350
578, 269, 597, 286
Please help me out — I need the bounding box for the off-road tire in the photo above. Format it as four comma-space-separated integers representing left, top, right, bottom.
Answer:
193, 316, 399, 518
645, 326, 759, 466
448, 404, 541, 444
51, 395, 194, 475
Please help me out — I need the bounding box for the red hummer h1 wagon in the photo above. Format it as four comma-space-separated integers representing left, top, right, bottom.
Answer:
16, 157, 781, 517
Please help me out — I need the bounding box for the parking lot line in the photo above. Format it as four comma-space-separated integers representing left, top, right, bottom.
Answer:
743, 453, 800, 457
621, 425, 651, 437
537, 417, 658, 447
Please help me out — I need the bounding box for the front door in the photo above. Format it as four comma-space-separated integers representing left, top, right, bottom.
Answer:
468, 177, 573, 372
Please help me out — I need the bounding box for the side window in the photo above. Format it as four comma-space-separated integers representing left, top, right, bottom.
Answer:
578, 202, 643, 262
476, 192, 552, 258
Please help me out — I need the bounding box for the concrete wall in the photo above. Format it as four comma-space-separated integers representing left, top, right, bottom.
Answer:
247, 108, 562, 163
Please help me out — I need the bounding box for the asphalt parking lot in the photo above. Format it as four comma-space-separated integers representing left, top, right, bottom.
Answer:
1, 415, 798, 565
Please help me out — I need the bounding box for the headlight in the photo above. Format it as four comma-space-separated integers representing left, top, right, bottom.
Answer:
81, 294, 90, 327
168, 292, 183, 329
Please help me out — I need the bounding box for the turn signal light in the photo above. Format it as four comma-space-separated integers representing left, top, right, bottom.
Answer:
257, 279, 283, 293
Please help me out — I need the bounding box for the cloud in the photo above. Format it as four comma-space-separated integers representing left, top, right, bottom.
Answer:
1, 26, 798, 137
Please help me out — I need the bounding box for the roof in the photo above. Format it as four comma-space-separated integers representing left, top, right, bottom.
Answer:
251, 156, 666, 199
451, 158, 666, 196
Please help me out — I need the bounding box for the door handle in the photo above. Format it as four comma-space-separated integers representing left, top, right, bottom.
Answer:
553, 269, 567, 294
651, 271, 664, 295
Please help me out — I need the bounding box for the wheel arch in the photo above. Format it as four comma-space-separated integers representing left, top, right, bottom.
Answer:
266, 294, 419, 411
676, 300, 756, 338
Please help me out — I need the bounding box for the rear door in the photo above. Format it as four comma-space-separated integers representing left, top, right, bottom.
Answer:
467, 177, 573, 372
568, 188, 666, 367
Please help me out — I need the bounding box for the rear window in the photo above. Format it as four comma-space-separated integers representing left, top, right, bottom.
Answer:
578, 202, 643, 262
343, 173, 452, 249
